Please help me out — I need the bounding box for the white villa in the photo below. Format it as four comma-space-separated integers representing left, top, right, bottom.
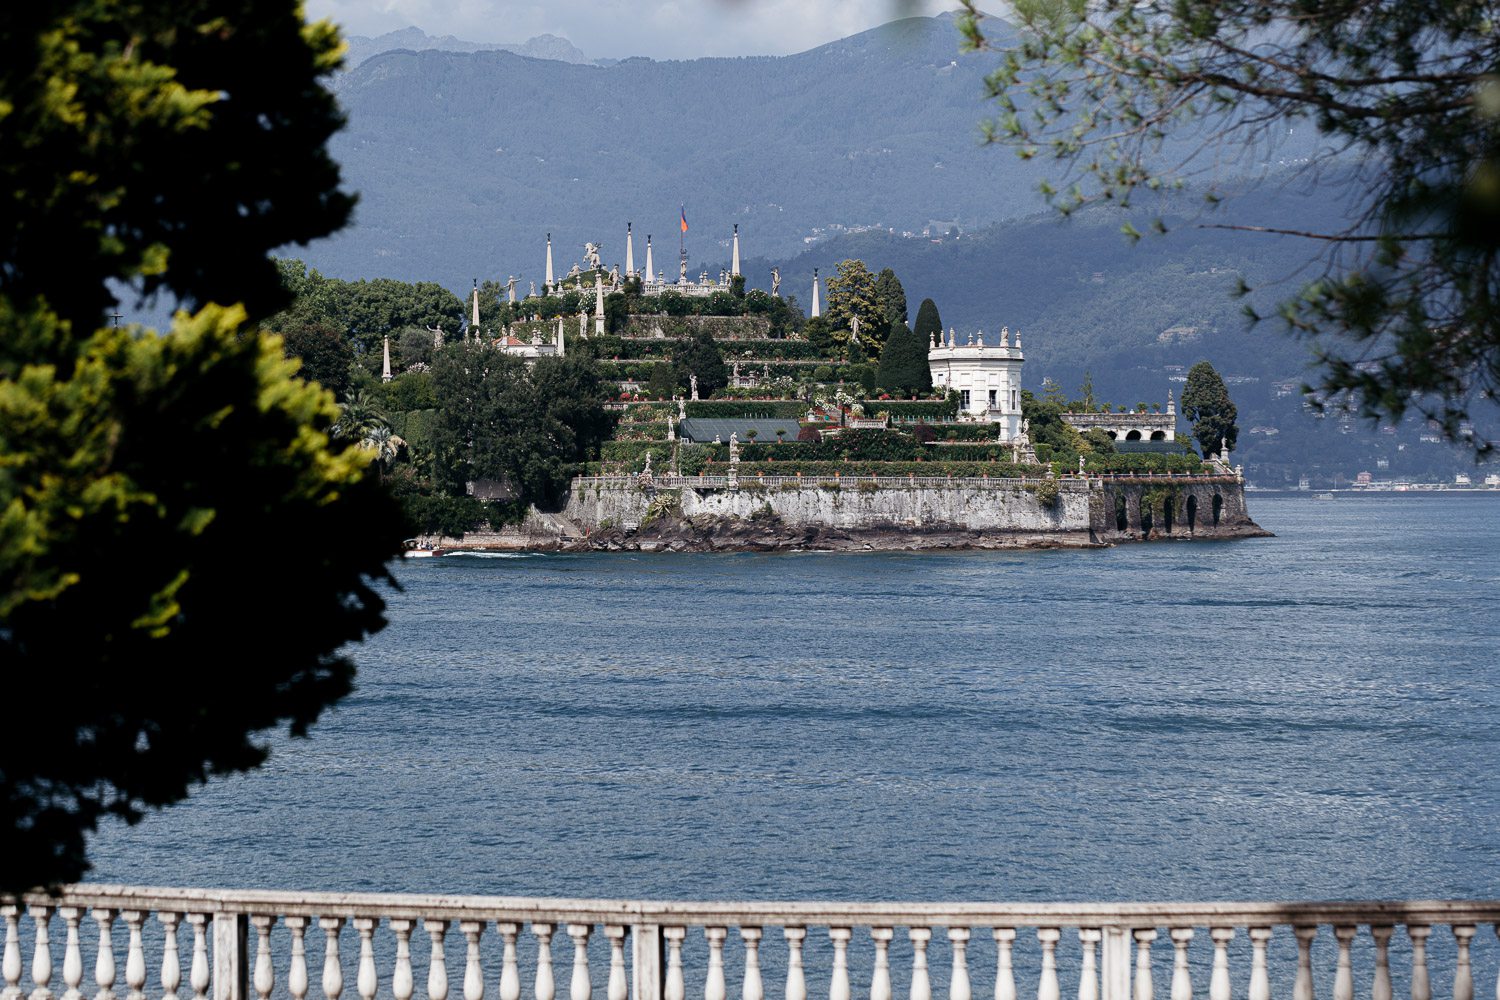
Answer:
927, 325, 1026, 440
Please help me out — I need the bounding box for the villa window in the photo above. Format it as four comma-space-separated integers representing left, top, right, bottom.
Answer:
961, 390, 971, 409
988, 389, 998, 409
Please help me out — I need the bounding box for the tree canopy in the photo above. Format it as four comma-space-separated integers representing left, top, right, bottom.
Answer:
913, 298, 944, 348
0, 0, 404, 890
672, 330, 728, 399
959, 0, 1500, 453
1182, 361, 1240, 457
825, 259, 886, 350
877, 323, 934, 396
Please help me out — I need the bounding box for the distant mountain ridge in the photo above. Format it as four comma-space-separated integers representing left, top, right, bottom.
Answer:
341, 27, 590, 70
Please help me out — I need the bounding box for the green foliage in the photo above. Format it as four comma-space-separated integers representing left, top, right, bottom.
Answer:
803, 315, 836, 357
1182, 361, 1239, 457
874, 268, 908, 329
1085, 453, 1205, 475
825, 259, 887, 349
876, 322, 935, 396
0, 0, 411, 890
430, 345, 612, 506
1028, 479, 1060, 507
647, 362, 678, 398
730, 460, 1044, 478
282, 322, 355, 398
684, 401, 806, 419
959, 0, 1500, 451
913, 298, 944, 349
672, 331, 728, 398
270, 265, 465, 356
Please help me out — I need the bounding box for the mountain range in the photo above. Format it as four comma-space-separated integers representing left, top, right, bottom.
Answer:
340, 27, 590, 71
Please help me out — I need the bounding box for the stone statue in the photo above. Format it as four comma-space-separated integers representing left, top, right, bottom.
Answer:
771, 267, 781, 297
529, 280, 537, 298
1221, 437, 1229, 459
676, 395, 686, 420
732, 361, 740, 382
729, 432, 740, 465
506, 275, 518, 302
679, 256, 689, 282
850, 314, 861, 344
642, 451, 653, 476
609, 264, 620, 286
1079, 455, 1086, 475
690, 373, 699, 401
585, 242, 602, 270
427, 325, 444, 350
566, 262, 582, 279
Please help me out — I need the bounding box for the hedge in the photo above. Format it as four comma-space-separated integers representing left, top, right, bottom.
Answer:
615, 338, 836, 361
724, 460, 1047, 478
926, 422, 1004, 441
1086, 453, 1205, 474
684, 401, 806, 419
873, 398, 961, 420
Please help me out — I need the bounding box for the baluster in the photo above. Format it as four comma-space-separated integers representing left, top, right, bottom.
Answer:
1209, 930, 1233, 1000
663, 929, 685, 1000
949, 929, 971, 1000
1133, 932, 1156, 1000
741, 929, 763, 1000
160, 914, 182, 1000
1039, 930, 1061, 1000
320, 918, 345, 1000
249, 917, 275, 1000
94, 909, 117, 1000
185, 917, 209, 1000
604, 927, 626, 1000
827, 929, 850, 1000
120, 914, 145, 1000
911, 930, 932, 1000
567, 925, 590, 1000
59, 909, 82, 1000
1247, 930, 1271, 1000
870, 929, 893, 1000
1170, 930, 1193, 1000
428, 920, 451, 1000
1292, 928, 1315, 1000
2, 907, 20, 1000
29, 904, 54, 1000
534, 925, 556, 1000
1334, 928, 1356, 1000
783, 929, 806, 1000
1370, 929, 1392, 1000
704, 928, 727, 1000
354, 917, 379, 1000
1452, 927, 1474, 1000
391, 920, 416, 1000
1408, 927, 1431, 1000
460, 923, 484, 1000
498, 925, 521, 1000
1079, 932, 1101, 1000
993, 930, 1016, 1000
286, 918, 309, 1000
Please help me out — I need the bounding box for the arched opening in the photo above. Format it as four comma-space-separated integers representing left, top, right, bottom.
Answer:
1106, 430, 1118, 440
1114, 492, 1128, 532
1186, 494, 1198, 530
1150, 430, 1166, 441
1163, 493, 1174, 534
1139, 499, 1154, 537
1125, 430, 1143, 441
1212, 492, 1223, 527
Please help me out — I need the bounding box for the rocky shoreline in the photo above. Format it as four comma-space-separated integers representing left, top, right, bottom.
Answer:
413, 512, 1272, 555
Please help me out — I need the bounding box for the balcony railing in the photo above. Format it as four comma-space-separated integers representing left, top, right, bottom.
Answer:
3, 890, 1495, 1000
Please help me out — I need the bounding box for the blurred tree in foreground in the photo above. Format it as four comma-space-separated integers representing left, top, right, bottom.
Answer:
960, 0, 1500, 453
0, 0, 405, 890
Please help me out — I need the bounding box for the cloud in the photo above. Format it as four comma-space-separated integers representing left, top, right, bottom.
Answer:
306, 0, 955, 60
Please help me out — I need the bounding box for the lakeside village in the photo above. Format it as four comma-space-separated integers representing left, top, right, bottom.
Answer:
277, 220, 1269, 551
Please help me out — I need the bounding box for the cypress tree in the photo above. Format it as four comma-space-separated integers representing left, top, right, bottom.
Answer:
1182, 361, 1239, 457
913, 298, 943, 349
878, 323, 934, 396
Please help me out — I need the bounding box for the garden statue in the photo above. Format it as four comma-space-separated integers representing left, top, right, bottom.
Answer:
529, 280, 536, 297
1079, 455, 1086, 475
850, 314, 861, 344
610, 264, 620, 286
680, 256, 689, 282
771, 267, 781, 297
567, 262, 582, 279
690, 373, 699, 400
642, 451, 652, 476
676, 395, 686, 420
427, 325, 444, 350
729, 432, 740, 464
585, 243, 602, 269
506, 275, 517, 302
1221, 437, 1229, 459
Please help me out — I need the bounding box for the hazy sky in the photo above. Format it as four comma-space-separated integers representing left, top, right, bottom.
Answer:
304, 0, 959, 61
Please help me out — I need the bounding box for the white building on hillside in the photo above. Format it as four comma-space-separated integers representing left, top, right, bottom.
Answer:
927, 325, 1025, 440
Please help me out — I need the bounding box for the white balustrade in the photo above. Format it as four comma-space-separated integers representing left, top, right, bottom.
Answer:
159, 913, 182, 1000
93, 909, 115, 1000
949, 928, 971, 1000
29, 905, 53, 1000
58, 910, 81, 1000
783, 930, 807, 1000
1, 885, 1498, 1000
740, 928, 762, 1000
870, 928, 893, 1000
428, 920, 451, 1000
2, 907, 21, 1000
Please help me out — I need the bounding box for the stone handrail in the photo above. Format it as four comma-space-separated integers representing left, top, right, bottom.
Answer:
3, 888, 1496, 1000
575, 476, 1075, 490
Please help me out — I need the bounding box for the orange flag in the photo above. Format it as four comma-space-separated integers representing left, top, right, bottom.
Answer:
680, 206, 689, 233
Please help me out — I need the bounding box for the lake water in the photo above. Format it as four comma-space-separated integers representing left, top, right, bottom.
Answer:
89, 493, 1500, 904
